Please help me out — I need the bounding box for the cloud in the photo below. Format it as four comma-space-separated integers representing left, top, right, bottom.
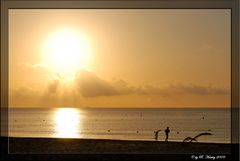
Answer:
9, 69, 230, 108
165, 84, 229, 95
47, 79, 59, 93
9, 87, 42, 107
75, 70, 147, 97
195, 43, 226, 55
140, 85, 168, 96
10, 87, 39, 100
75, 70, 119, 97
20, 62, 48, 69
74, 70, 229, 97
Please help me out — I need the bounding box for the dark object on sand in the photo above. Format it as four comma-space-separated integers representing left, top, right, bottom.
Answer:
154, 129, 161, 141
165, 127, 170, 142
183, 132, 212, 142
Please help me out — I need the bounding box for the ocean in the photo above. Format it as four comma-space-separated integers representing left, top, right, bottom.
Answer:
8, 108, 230, 143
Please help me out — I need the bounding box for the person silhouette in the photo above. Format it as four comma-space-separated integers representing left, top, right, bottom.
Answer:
165, 127, 170, 142
154, 129, 161, 141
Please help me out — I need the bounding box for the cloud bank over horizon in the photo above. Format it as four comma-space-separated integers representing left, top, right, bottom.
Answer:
9, 70, 230, 108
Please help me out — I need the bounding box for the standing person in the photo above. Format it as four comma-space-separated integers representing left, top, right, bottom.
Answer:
165, 127, 170, 142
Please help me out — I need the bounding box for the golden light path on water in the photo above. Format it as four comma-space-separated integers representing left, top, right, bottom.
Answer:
54, 108, 81, 138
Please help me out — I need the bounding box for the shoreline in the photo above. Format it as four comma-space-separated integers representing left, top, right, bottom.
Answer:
7, 137, 231, 154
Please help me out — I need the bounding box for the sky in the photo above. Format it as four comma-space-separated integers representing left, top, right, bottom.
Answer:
9, 9, 231, 108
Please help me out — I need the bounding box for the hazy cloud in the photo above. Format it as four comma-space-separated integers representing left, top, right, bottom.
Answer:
48, 79, 59, 93
74, 70, 229, 97
164, 84, 229, 96
9, 87, 42, 107
195, 43, 226, 55
75, 70, 119, 97
9, 70, 230, 107
20, 62, 48, 69
10, 87, 39, 100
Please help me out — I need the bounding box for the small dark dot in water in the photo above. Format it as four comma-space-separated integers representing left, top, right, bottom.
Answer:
202, 117, 205, 119
208, 129, 211, 131
14, 120, 17, 122
108, 130, 110, 132
137, 131, 139, 133
43, 120, 45, 121
177, 132, 179, 134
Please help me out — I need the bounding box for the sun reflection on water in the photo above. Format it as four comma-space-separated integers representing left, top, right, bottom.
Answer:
54, 108, 81, 138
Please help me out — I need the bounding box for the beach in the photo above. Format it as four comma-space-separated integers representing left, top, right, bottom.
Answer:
8, 137, 230, 154
2, 137, 237, 161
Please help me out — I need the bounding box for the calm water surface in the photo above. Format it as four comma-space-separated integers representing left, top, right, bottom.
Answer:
8, 108, 230, 143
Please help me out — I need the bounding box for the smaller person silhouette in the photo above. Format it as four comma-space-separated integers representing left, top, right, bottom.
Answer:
154, 129, 161, 141
165, 127, 170, 142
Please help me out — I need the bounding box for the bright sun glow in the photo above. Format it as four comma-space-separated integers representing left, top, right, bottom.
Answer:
42, 28, 91, 76
54, 108, 81, 138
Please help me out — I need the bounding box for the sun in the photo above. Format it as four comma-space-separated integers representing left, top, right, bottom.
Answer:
42, 28, 91, 76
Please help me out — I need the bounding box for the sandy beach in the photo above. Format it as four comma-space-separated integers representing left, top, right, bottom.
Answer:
1, 137, 237, 161
8, 137, 230, 154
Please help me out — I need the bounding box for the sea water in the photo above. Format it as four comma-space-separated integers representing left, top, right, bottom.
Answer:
8, 108, 230, 143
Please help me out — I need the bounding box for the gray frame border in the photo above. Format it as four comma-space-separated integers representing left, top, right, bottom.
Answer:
1, 0, 239, 157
